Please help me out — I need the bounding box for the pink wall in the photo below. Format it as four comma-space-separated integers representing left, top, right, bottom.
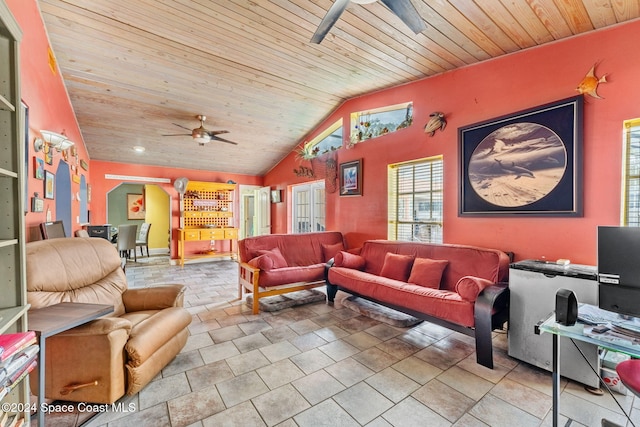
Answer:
265, 19, 640, 265
7, 0, 91, 241
90, 161, 262, 258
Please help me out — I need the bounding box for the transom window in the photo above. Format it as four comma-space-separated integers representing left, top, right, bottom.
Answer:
622, 118, 640, 226
388, 156, 443, 243
297, 119, 343, 160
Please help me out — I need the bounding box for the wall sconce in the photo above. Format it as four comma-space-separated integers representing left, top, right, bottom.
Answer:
40, 130, 75, 152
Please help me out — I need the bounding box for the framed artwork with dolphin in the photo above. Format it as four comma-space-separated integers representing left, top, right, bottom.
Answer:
459, 96, 583, 216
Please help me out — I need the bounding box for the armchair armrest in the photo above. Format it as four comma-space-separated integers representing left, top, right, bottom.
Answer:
122, 284, 186, 312
56, 317, 132, 337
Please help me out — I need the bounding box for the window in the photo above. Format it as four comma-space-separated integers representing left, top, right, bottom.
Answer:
388, 156, 443, 243
297, 119, 343, 160
291, 180, 325, 233
350, 102, 413, 146
622, 119, 640, 226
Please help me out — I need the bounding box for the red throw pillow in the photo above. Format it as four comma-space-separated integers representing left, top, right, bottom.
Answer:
256, 247, 288, 269
334, 251, 366, 270
248, 254, 274, 271
408, 258, 448, 288
322, 242, 345, 262
379, 253, 415, 282
456, 276, 494, 302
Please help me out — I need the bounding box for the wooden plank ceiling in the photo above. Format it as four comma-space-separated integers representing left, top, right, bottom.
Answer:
38, 0, 640, 176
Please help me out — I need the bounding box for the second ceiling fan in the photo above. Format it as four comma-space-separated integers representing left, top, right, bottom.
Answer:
163, 115, 238, 146
311, 0, 426, 44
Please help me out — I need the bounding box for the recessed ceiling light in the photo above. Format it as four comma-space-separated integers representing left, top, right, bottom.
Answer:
133, 146, 146, 153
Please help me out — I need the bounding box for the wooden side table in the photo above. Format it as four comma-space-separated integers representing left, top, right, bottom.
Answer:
28, 302, 114, 427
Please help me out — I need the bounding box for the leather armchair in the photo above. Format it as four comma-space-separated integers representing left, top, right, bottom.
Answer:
26, 237, 192, 404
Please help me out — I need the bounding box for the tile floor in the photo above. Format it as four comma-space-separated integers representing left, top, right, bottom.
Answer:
40, 256, 640, 426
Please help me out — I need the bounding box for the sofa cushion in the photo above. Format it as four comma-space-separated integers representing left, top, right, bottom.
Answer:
239, 231, 345, 267
322, 242, 345, 262
328, 267, 476, 327
408, 258, 449, 289
455, 276, 495, 302
255, 248, 288, 270
380, 253, 415, 282
334, 251, 366, 270
258, 264, 326, 287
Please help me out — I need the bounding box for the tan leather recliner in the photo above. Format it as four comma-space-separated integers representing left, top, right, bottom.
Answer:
26, 237, 192, 404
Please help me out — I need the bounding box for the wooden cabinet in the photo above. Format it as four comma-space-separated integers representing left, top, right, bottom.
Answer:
177, 181, 238, 266
0, 3, 31, 422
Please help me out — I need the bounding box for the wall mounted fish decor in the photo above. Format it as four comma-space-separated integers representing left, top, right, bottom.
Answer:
576, 64, 607, 99
424, 112, 447, 136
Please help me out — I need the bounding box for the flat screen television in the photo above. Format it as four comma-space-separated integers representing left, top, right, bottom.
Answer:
597, 226, 640, 317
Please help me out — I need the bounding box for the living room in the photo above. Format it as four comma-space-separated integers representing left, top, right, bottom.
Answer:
3, 0, 640, 426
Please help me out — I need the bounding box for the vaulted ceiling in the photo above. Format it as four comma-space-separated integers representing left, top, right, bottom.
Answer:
38, 0, 640, 176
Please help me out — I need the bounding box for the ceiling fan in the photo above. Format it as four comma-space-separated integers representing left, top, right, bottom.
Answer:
162, 115, 238, 146
311, 0, 426, 44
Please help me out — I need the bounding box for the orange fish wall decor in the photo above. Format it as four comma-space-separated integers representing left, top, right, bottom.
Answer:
576, 64, 607, 99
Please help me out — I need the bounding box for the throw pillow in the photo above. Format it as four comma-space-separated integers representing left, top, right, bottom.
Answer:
379, 253, 415, 282
408, 258, 449, 288
334, 251, 366, 270
256, 247, 288, 269
456, 276, 494, 302
322, 242, 345, 262
248, 254, 274, 271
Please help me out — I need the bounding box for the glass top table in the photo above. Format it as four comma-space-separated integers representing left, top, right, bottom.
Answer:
538, 303, 640, 427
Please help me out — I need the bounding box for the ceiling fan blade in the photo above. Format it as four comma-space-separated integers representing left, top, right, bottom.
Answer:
162, 133, 191, 136
380, 0, 426, 34
212, 136, 238, 145
311, 0, 351, 44
207, 130, 230, 136
172, 123, 193, 131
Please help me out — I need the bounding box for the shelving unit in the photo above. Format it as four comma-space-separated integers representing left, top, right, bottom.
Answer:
0, 2, 31, 424
177, 181, 238, 266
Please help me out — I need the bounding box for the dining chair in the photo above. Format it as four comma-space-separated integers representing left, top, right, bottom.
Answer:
116, 224, 138, 261
136, 223, 152, 257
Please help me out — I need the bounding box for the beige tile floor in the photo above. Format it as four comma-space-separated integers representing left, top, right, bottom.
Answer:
37, 256, 640, 426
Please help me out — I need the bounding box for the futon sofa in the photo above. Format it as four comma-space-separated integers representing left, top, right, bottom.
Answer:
238, 231, 346, 314
327, 240, 510, 369
26, 237, 192, 404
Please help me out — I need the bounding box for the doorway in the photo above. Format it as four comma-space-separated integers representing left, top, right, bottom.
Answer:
106, 183, 171, 257
239, 185, 270, 239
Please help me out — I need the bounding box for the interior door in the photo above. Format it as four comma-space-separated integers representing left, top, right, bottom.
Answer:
255, 186, 271, 235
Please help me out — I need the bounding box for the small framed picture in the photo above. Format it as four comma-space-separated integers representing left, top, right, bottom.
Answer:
34, 157, 45, 180
339, 159, 362, 196
44, 170, 55, 199
271, 190, 282, 203
31, 195, 44, 213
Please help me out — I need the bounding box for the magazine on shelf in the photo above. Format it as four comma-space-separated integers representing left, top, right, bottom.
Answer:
0, 332, 36, 362
0, 344, 38, 388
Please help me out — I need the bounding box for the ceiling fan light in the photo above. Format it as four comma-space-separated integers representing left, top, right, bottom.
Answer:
193, 135, 210, 144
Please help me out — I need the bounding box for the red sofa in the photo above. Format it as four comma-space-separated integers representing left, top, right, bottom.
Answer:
327, 240, 510, 369
238, 231, 346, 314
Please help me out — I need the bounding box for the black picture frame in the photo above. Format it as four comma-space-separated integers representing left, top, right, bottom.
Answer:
44, 170, 55, 199
339, 159, 362, 196
459, 96, 583, 216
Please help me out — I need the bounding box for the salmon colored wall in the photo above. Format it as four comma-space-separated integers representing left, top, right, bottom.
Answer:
90, 161, 262, 258
7, 0, 91, 241
265, 19, 640, 265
